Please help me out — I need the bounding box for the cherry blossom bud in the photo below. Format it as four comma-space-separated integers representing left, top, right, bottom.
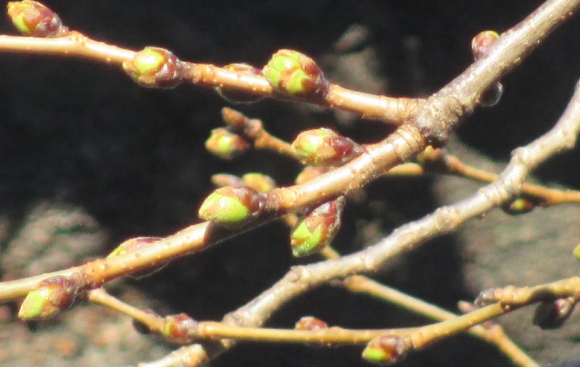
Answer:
18, 275, 79, 320
292, 128, 364, 166
7, 1, 68, 37
242, 173, 276, 193
205, 128, 250, 160
198, 186, 264, 228
295, 166, 330, 185
362, 335, 408, 365
123, 47, 186, 88
162, 313, 199, 344
215, 63, 264, 104
501, 197, 536, 216
107, 237, 165, 279
295, 316, 328, 331
471, 30, 500, 60
263, 49, 327, 97
533, 297, 576, 330
290, 198, 344, 257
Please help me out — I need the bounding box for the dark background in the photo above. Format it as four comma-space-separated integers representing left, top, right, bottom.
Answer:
0, 1, 578, 366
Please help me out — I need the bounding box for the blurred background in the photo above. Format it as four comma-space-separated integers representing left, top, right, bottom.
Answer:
0, 0, 578, 366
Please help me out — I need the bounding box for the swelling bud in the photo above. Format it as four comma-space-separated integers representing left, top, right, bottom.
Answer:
290, 198, 344, 257
123, 47, 186, 88
292, 128, 364, 166
7, 0, 68, 37
198, 186, 264, 228
263, 49, 327, 97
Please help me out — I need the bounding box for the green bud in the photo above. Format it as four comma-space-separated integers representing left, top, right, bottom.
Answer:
108, 237, 165, 279
123, 47, 185, 88
501, 197, 536, 216
290, 198, 344, 257
292, 128, 364, 167
18, 275, 79, 320
198, 186, 264, 227
263, 49, 327, 97
7, 1, 68, 37
215, 63, 265, 104
161, 313, 198, 344
533, 297, 576, 330
205, 128, 250, 160
242, 173, 276, 192
362, 335, 407, 365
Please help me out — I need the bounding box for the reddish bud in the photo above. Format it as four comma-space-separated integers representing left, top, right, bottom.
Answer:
198, 186, 264, 227
123, 47, 186, 88
362, 335, 408, 365
205, 128, 250, 160
18, 275, 80, 320
162, 313, 199, 344
292, 128, 364, 166
471, 30, 500, 60
215, 63, 265, 104
290, 198, 345, 257
7, 1, 68, 37
533, 297, 576, 330
295, 316, 328, 331
263, 49, 327, 97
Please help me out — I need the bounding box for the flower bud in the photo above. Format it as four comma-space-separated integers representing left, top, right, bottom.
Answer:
362, 335, 408, 365
533, 297, 576, 330
198, 186, 264, 227
123, 47, 185, 88
471, 30, 500, 60
215, 63, 265, 104
205, 128, 250, 160
242, 173, 276, 193
501, 197, 536, 216
292, 128, 364, 166
18, 275, 79, 320
162, 313, 199, 344
290, 198, 344, 257
263, 49, 327, 97
295, 316, 328, 331
107, 237, 165, 279
7, 1, 68, 37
